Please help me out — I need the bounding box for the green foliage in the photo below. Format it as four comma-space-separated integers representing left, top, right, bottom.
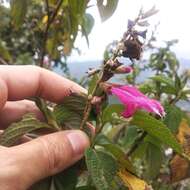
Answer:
144, 142, 163, 180
164, 105, 183, 133
11, 0, 29, 28
0, 114, 51, 147
88, 74, 99, 95
97, 0, 119, 22
0, 3, 190, 189
122, 125, 139, 149
102, 104, 124, 124
53, 93, 87, 128
150, 75, 176, 94
53, 167, 78, 190
100, 143, 135, 173
0, 40, 12, 62
0, 0, 97, 66
85, 148, 118, 190
131, 111, 182, 154
30, 177, 52, 190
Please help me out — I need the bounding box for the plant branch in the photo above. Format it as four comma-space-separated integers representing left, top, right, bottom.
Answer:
45, 0, 50, 17
80, 43, 122, 131
80, 76, 103, 129
40, 0, 63, 67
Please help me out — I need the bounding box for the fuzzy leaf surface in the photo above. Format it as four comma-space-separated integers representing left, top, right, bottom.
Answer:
0, 114, 51, 147
85, 148, 118, 190
131, 111, 182, 154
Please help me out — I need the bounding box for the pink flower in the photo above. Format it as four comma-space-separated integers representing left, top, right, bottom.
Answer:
110, 85, 165, 118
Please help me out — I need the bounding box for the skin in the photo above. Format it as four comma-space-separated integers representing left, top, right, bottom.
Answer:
0, 65, 90, 190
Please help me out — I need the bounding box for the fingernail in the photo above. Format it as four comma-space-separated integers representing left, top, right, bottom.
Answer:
67, 130, 89, 155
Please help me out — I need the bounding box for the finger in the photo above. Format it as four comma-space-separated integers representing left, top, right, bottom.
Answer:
8, 130, 89, 188
0, 65, 86, 109
0, 100, 44, 129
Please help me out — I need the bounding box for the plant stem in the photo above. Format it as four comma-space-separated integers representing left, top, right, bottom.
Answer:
80, 45, 121, 131
80, 76, 103, 129
169, 93, 181, 105
40, 0, 63, 67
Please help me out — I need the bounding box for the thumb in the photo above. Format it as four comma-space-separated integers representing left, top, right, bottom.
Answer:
10, 130, 89, 188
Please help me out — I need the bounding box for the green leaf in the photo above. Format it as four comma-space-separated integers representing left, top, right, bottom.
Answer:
144, 134, 162, 148
93, 133, 112, 145
82, 13, 95, 46
53, 166, 78, 190
150, 75, 176, 93
131, 111, 182, 154
54, 106, 82, 128
76, 186, 96, 190
85, 148, 118, 190
123, 125, 139, 149
160, 86, 177, 95
11, 0, 29, 28
102, 104, 124, 124
29, 177, 52, 190
0, 114, 51, 147
82, 14, 95, 35
53, 93, 87, 128
175, 73, 182, 91
144, 142, 163, 180
88, 74, 99, 95
164, 105, 183, 133
131, 141, 148, 161
0, 40, 12, 62
100, 144, 135, 174
97, 0, 119, 22
35, 97, 60, 130
57, 93, 87, 115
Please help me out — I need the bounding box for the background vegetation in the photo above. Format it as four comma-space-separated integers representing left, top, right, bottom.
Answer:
0, 1, 190, 190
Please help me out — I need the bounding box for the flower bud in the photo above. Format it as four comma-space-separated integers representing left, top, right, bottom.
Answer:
115, 65, 133, 74
127, 19, 135, 30
99, 82, 112, 93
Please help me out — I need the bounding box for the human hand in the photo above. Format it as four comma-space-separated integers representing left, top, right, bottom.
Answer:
0, 66, 90, 190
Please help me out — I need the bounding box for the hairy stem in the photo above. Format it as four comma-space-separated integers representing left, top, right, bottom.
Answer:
80, 51, 119, 130
80, 76, 102, 129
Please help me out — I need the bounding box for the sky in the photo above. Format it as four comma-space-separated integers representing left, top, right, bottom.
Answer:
69, 0, 190, 62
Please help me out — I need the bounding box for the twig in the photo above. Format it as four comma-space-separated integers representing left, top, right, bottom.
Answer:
80, 76, 103, 129
79, 45, 121, 130
40, 0, 63, 67
45, 0, 50, 17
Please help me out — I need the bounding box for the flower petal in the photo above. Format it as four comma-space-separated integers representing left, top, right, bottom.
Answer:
110, 85, 165, 118
122, 104, 137, 118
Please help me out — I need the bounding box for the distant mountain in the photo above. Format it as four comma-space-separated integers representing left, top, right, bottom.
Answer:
54, 58, 190, 79
54, 58, 190, 111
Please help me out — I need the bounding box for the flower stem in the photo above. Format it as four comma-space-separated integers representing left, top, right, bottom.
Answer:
79, 40, 124, 131
79, 75, 103, 130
